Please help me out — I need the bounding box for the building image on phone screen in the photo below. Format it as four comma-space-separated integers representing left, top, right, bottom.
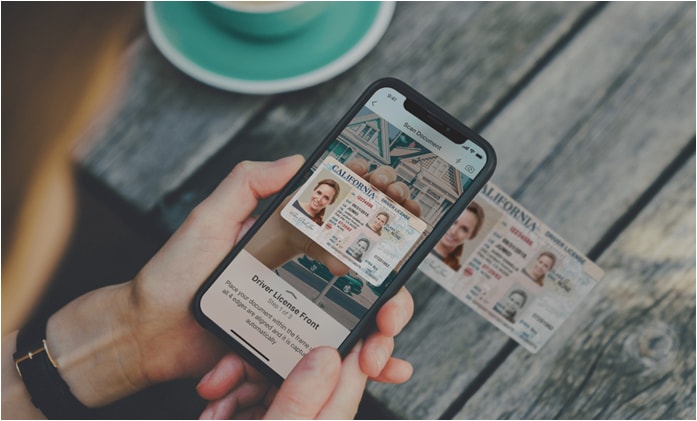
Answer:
265, 107, 476, 328
321, 108, 472, 230
231, 103, 479, 335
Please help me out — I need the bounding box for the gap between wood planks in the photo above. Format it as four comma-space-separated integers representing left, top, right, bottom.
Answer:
471, 2, 607, 133
585, 137, 696, 262
438, 137, 696, 420
357, 4, 609, 419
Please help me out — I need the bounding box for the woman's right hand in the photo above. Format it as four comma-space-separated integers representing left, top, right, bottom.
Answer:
196, 286, 415, 419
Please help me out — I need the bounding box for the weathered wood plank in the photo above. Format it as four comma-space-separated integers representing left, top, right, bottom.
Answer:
157, 1, 596, 230
456, 155, 695, 420
72, 2, 696, 419
367, 2, 695, 418
485, 2, 696, 250
74, 36, 270, 212
216, 1, 597, 160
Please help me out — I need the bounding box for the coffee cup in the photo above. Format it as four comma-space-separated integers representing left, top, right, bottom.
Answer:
201, 1, 328, 40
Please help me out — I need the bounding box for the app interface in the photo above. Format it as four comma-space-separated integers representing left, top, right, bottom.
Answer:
200, 88, 489, 377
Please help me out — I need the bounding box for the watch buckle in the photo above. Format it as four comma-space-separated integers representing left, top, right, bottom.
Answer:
14, 340, 58, 377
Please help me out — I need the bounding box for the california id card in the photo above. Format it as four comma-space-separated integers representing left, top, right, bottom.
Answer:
419, 183, 604, 353
281, 157, 427, 287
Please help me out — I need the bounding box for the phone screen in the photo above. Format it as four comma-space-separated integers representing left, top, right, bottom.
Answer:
197, 83, 492, 379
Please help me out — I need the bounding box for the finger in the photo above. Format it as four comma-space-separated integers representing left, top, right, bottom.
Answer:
233, 405, 267, 420
369, 357, 413, 384
199, 380, 270, 420
345, 158, 370, 177
200, 155, 305, 226
345, 160, 422, 217
263, 386, 278, 410
196, 354, 248, 400
263, 347, 341, 419
236, 216, 258, 243
359, 333, 394, 378
376, 287, 414, 337
198, 368, 271, 420
401, 198, 422, 217
365, 165, 397, 191
199, 398, 235, 420
384, 180, 409, 203
226, 380, 271, 410
317, 346, 368, 418
384, 183, 422, 217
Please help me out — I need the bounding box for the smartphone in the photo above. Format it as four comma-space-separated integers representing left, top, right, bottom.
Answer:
194, 78, 496, 383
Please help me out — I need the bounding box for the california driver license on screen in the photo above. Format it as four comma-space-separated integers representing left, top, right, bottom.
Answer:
281, 157, 427, 287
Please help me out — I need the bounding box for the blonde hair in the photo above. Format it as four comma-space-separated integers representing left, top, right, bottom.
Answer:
2, 3, 139, 332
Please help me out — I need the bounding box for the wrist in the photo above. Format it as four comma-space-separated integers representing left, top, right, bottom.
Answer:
45, 282, 148, 408
2, 331, 46, 419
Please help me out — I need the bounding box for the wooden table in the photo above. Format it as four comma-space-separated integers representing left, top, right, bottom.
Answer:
75, 2, 696, 418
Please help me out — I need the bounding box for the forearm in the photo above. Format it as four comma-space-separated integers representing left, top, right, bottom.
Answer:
2, 282, 149, 418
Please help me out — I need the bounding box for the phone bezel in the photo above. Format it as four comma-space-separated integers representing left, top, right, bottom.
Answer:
193, 77, 497, 385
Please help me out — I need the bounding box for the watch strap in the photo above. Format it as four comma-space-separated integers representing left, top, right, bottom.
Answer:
13, 316, 92, 419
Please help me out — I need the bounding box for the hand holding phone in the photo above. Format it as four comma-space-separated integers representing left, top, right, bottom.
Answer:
196, 294, 415, 419
195, 78, 496, 383
121, 154, 413, 418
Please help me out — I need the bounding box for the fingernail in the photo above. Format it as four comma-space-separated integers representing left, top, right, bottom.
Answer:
199, 407, 214, 420
196, 368, 214, 390
375, 348, 388, 371
395, 184, 409, 199
353, 160, 369, 173
373, 173, 388, 186
306, 347, 338, 377
273, 154, 302, 166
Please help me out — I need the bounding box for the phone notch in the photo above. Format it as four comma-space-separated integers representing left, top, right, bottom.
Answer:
403, 98, 467, 144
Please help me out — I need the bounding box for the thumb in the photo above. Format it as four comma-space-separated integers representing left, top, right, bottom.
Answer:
201, 155, 305, 225
263, 347, 341, 420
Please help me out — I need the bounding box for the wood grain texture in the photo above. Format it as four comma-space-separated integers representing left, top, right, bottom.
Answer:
456, 156, 695, 420
72, 2, 696, 419
367, 2, 695, 418
75, 36, 270, 212
121, 3, 601, 417
484, 1, 696, 249
155, 1, 595, 230
200, 1, 594, 160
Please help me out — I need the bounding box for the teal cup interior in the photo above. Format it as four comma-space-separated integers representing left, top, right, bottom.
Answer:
201, 1, 329, 40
